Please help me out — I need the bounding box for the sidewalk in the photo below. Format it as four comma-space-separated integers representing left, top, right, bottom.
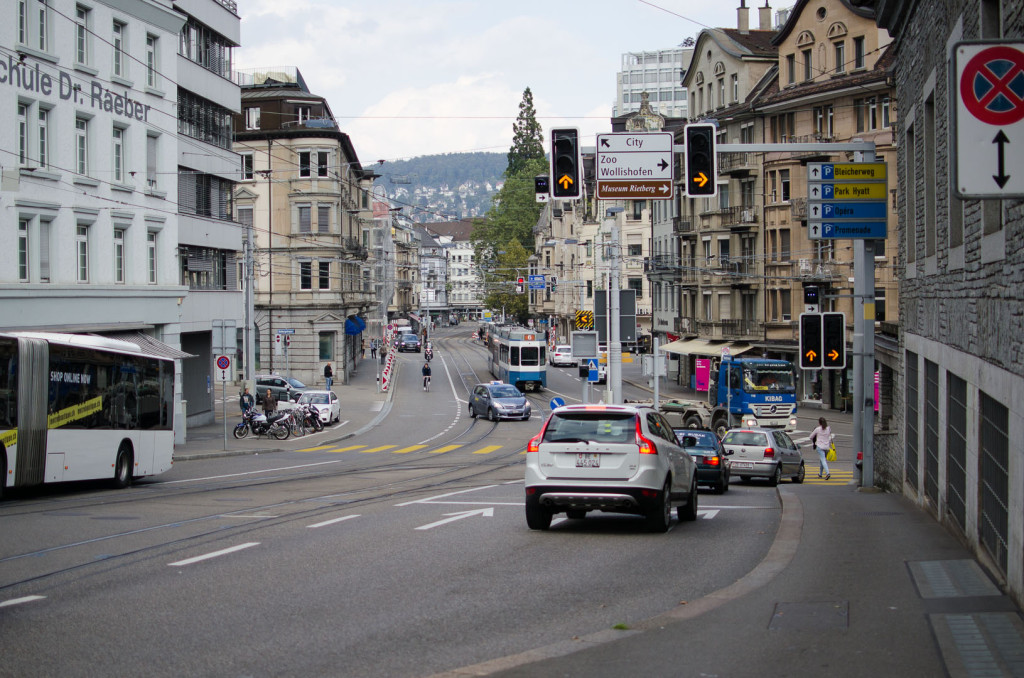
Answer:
174, 355, 393, 460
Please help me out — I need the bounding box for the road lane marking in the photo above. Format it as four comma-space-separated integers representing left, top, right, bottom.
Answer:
698, 509, 720, 520
307, 515, 360, 529
415, 508, 494, 530
0, 596, 46, 608
330, 445, 366, 453
396, 485, 499, 506
168, 542, 260, 567
360, 445, 397, 454
393, 445, 427, 454
163, 459, 356, 483
430, 444, 463, 454
298, 444, 336, 451
472, 445, 502, 455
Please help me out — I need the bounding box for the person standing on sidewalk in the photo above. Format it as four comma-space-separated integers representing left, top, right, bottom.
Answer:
360, 339, 366, 359
239, 387, 254, 413
324, 362, 333, 390
370, 339, 377, 360
263, 389, 277, 416
810, 417, 833, 479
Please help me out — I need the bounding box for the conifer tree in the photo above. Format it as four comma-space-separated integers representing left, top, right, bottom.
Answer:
506, 87, 545, 178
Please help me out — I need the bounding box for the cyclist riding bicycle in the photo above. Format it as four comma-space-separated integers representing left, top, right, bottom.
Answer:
422, 362, 432, 391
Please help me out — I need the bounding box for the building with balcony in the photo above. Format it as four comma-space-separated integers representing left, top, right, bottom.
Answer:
416, 227, 448, 325
232, 67, 375, 388
422, 220, 483, 323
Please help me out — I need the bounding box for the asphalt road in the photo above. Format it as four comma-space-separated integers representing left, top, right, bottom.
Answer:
0, 332, 794, 677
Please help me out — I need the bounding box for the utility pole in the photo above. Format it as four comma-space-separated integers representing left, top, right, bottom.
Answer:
605, 207, 624, 403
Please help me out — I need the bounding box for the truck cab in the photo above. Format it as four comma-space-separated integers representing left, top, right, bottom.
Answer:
712, 357, 798, 432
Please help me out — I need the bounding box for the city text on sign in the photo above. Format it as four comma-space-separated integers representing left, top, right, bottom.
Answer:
595, 132, 673, 201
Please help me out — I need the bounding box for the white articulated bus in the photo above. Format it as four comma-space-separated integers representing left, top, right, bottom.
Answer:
0, 332, 175, 498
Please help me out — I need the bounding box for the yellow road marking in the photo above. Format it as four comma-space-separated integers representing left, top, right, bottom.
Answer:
430, 444, 463, 454
393, 445, 427, 454
329, 445, 366, 453
360, 445, 397, 454
297, 445, 336, 452
472, 445, 502, 455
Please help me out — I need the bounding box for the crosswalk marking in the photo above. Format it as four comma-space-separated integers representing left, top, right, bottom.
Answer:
393, 445, 427, 454
298, 444, 337, 452
471, 445, 502, 455
805, 470, 854, 484
329, 445, 366, 453
360, 445, 398, 454
430, 444, 463, 454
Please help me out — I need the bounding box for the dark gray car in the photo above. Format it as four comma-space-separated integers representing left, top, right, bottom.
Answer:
468, 382, 532, 421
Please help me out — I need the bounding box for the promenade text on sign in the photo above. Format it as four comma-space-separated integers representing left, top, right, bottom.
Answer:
806, 162, 888, 240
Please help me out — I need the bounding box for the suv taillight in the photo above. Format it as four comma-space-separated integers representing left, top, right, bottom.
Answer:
763, 447, 775, 459
527, 432, 542, 453
635, 417, 657, 455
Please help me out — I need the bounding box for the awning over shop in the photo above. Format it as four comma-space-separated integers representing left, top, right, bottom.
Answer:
660, 339, 756, 357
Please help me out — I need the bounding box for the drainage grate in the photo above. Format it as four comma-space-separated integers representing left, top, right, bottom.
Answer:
909, 560, 1002, 599
768, 601, 849, 631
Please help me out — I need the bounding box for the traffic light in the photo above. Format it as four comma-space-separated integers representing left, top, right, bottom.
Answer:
799, 313, 822, 369
803, 285, 819, 310
822, 312, 846, 369
550, 128, 580, 199
516, 277, 525, 294
684, 123, 717, 198
549, 275, 558, 292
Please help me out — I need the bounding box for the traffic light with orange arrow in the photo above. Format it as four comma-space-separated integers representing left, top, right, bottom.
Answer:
550, 128, 580, 199
799, 312, 822, 370
685, 123, 717, 198
821, 312, 846, 369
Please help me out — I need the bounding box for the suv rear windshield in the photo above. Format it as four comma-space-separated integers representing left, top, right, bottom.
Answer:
543, 412, 636, 444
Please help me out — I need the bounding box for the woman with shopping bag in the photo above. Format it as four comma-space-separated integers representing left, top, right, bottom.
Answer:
809, 417, 834, 480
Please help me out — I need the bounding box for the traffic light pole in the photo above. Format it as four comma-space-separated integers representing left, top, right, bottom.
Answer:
853, 221, 876, 489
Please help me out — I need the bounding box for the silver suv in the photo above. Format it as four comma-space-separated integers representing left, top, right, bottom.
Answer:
524, 403, 698, 532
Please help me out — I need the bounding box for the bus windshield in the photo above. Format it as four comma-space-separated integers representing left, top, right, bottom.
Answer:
743, 364, 795, 393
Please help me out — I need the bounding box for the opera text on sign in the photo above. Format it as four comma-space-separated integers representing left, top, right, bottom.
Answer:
806, 162, 888, 240
595, 132, 673, 200
954, 41, 1024, 198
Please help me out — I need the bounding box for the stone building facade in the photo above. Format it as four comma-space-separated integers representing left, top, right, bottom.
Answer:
878, 0, 1024, 607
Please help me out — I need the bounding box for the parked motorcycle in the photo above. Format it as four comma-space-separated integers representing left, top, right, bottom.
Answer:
300, 403, 324, 432
233, 409, 291, 440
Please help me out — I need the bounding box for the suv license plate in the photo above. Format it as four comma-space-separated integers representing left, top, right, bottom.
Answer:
576, 453, 600, 468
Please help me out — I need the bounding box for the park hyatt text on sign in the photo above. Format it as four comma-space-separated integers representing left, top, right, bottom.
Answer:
595, 132, 673, 200
807, 161, 888, 240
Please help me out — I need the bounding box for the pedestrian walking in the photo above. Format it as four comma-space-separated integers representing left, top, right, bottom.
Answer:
239, 387, 254, 413
360, 339, 366, 359
263, 389, 277, 415
324, 362, 333, 390
810, 416, 833, 479
370, 339, 378, 360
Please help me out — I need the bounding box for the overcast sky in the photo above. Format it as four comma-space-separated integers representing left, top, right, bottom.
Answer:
236, 1, 751, 164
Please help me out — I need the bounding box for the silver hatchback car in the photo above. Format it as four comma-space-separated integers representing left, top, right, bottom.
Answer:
720, 427, 805, 486
524, 403, 698, 532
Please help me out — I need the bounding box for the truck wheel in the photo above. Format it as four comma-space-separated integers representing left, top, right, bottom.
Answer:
712, 416, 730, 439
684, 415, 703, 429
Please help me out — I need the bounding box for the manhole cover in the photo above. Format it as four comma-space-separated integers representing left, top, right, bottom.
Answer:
769, 601, 849, 631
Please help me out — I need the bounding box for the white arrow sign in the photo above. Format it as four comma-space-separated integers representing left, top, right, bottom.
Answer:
415, 507, 494, 530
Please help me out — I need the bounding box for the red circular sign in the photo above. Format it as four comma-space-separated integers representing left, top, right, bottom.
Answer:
961, 45, 1024, 125
216, 356, 230, 370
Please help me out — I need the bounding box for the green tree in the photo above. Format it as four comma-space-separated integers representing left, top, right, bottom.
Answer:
481, 239, 530, 324
470, 156, 546, 262
506, 87, 545, 178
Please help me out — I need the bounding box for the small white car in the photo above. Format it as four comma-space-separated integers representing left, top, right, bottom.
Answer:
549, 345, 574, 366
297, 390, 341, 424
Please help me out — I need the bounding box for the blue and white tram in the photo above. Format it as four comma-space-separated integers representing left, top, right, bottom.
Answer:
488, 326, 547, 391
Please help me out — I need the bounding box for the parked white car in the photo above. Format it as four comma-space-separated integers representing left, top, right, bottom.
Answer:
297, 390, 341, 424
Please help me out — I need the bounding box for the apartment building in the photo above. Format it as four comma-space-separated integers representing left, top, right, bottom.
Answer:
232, 67, 375, 388
422, 220, 483, 322
614, 47, 694, 119
877, 0, 1024, 607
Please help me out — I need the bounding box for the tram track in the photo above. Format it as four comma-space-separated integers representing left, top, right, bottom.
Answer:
0, 333, 530, 595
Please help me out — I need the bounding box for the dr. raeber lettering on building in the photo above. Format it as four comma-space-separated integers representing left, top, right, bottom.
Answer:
0, 56, 151, 122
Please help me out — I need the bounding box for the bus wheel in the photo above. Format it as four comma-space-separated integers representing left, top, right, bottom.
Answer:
112, 446, 133, 489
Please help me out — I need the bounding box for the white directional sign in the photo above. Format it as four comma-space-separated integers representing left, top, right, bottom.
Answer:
954, 41, 1024, 198
595, 132, 673, 200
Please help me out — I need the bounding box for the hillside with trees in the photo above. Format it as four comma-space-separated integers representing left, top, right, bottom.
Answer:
372, 152, 507, 222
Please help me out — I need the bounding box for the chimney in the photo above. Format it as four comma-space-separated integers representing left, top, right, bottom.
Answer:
759, 1, 772, 30
738, 0, 750, 34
